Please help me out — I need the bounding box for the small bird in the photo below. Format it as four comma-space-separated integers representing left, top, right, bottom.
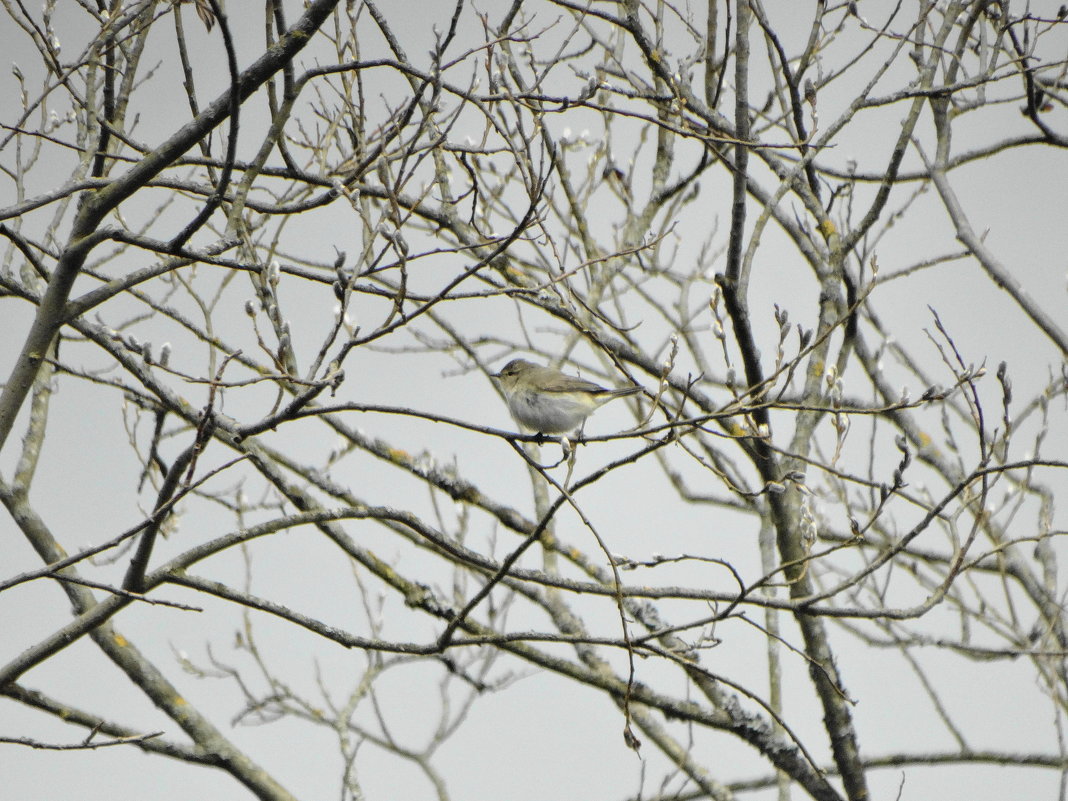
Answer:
493, 358, 641, 435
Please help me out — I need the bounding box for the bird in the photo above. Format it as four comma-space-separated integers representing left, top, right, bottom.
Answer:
493, 358, 641, 435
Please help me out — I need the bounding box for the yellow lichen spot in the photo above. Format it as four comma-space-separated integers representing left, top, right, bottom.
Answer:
175, 696, 188, 706
113, 633, 128, 647
818, 219, 837, 238
918, 431, 931, 447
387, 448, 410, 462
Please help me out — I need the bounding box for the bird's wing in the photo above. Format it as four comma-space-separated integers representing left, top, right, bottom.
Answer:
538, 369, 607, 394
